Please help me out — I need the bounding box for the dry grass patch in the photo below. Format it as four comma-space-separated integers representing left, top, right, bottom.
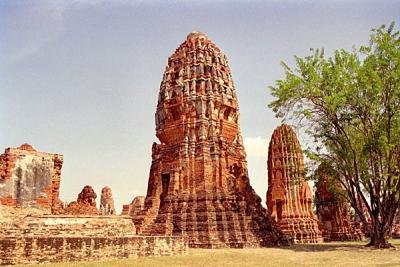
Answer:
17, 239, 400, 267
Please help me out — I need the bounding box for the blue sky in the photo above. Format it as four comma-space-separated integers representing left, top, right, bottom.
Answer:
1, 0, 399, 212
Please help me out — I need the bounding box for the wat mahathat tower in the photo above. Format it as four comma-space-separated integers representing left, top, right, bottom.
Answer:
133, 32, 287, 248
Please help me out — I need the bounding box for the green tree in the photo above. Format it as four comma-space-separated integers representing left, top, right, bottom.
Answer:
269, 22, 400, 248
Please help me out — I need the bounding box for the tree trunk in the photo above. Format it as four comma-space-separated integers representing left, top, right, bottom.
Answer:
366, 222, 394, 248
367, 236, 393, 248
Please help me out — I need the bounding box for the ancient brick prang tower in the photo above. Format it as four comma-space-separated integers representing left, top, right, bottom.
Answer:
315, 166, 363, 241
134, 32, 288, 248
267, 124, 322, 243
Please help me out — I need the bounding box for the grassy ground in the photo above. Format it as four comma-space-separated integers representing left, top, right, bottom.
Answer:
16, 239, 400, 267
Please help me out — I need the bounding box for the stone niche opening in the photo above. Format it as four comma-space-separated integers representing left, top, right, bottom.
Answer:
170, 106, 181, 121
161, 173, 170, 201
276, 200, 283, 221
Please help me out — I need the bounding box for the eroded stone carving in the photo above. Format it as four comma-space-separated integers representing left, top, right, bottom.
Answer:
64, 185, 99, 215
100, 186, 116, 215
267, 124, 322, 243
132, 32, 288, 248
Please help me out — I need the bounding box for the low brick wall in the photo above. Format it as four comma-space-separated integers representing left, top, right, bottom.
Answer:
0, 235, 188, 265
0, 213, 188, 265
0, 215, 137, 237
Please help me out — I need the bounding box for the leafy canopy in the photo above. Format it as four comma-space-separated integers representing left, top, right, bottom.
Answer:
269, 22, 400, 219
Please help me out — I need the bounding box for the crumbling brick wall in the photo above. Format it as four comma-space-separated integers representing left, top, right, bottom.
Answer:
0, 235, 188, 265
0, 144, 63, 213
0, 215, 187, 265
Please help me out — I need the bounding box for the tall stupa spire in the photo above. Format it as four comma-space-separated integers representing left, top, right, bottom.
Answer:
131, 32, 288, 248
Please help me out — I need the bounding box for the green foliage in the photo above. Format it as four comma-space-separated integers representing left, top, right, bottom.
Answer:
269, 22, 400, 245
350, 208, 356, 221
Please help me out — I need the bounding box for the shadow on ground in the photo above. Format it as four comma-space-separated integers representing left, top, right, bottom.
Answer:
280, 240, 399, 252
284, 243, 366, 252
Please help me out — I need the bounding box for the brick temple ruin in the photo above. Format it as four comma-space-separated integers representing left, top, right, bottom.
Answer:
122, 196, 145, 217
0, 144, 64, 214
315, 165, 363, 241
4, 30, 400, 265
64, 185, 100, 215
0, 144, 187, 265
130, 31, 288, 248
266, 124, 322, 243
392, 212, 400, 238
0, 208, 186, 265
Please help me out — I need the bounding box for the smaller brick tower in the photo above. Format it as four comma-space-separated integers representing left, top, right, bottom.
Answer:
267, 124, 322, 243
315, 165, 363, 241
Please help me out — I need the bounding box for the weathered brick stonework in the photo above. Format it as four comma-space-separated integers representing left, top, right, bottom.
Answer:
122, 196, 145, 217
267, 124, 322, 243
315, 166, 363, 241
0, 235, 188, 265
133, 32, 288, 248
0, 214, 187, 265
0, 144, 63, 214
392, 211, 400, 238
100, 186, 116, 215
0, 215, 136, 237
0, 142, 188, 265
64, 185, 100, 215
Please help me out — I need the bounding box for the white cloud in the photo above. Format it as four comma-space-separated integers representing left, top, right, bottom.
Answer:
243, 136, 268, 206
243, 136, 268, 157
